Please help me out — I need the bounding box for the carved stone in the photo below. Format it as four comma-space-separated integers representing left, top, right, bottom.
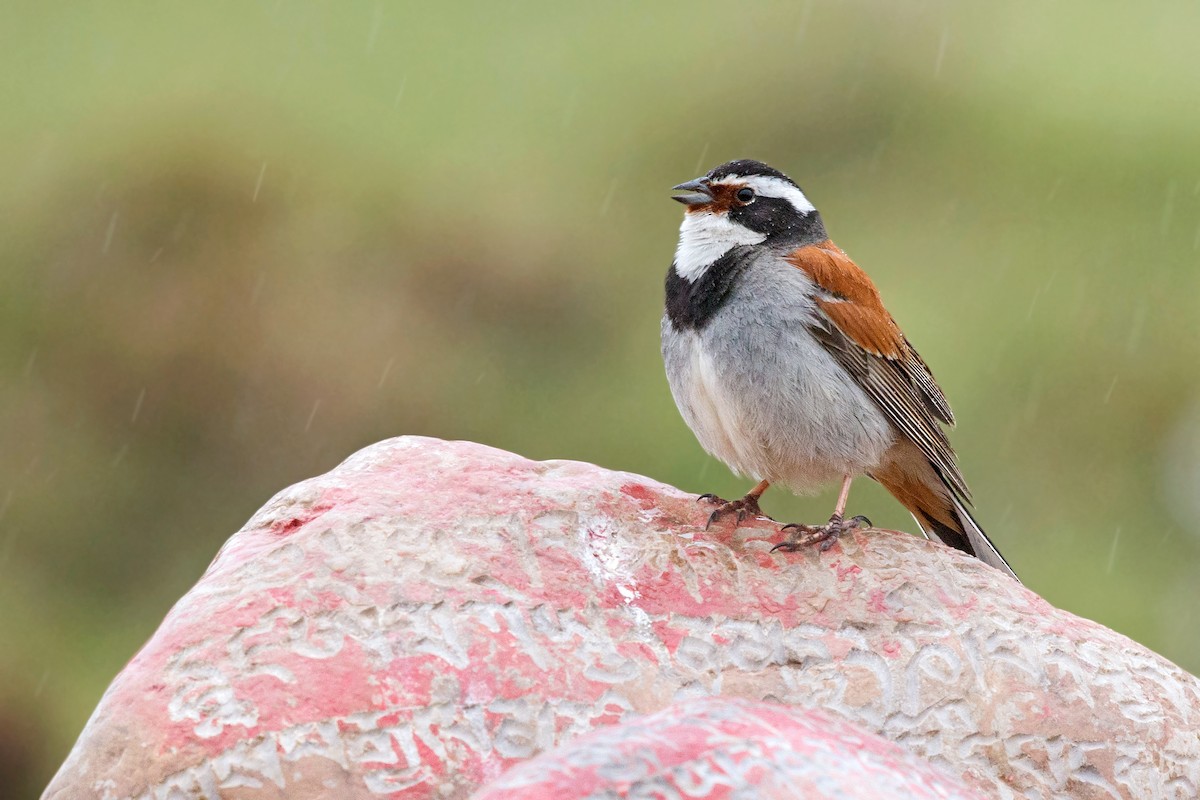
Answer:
42, 437, 1200, 799
470, 696, 986, 799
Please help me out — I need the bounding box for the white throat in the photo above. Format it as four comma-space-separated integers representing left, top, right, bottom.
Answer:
673, 212, 766, 282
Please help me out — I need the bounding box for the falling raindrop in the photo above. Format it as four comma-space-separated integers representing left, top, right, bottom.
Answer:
305, 400, 322, 433
131, 388, 146, 424
1045, 176, 1064, 202
111, 442, 129, 468
934, 28, 949, 78
378, 357, 395, 389
252, 162, 268, 203
1026, 270, 1059, 321
1156, 527, 1176, 552
1102, 376, 1119, 405
692, 143, 710, 176
600, 178, 618, 216
102, 211, 119, 253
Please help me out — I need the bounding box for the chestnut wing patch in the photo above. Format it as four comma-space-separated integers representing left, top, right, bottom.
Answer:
813, 298, 903, 359
788, 243, 904, 359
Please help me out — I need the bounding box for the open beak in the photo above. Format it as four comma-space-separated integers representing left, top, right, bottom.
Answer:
671, 178, 713, 206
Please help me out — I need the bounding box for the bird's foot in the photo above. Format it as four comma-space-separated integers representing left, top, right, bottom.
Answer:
771, 513, 872, 553
700, 492, 768, 530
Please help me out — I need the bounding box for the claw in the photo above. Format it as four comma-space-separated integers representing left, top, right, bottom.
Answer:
772, 513, 872, 554
702, 493, 766, 530
771, 522, 816, 553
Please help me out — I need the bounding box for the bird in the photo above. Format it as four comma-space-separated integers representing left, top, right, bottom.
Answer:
660, 158, 1018, 581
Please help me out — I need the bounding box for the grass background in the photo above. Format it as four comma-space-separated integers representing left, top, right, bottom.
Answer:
2, 2, 1199, 794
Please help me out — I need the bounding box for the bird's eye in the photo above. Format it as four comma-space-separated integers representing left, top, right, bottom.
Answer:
736, 187, 756, 204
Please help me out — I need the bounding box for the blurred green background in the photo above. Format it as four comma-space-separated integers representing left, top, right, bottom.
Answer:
2, 1, 1199, 794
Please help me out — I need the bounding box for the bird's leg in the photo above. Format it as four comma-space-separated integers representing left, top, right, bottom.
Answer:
702, 479, 771, 530
772, 475, 872, 552
831, 472, 853, 518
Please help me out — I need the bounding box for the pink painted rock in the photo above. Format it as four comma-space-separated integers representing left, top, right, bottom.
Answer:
42, 437, 1200, 800
470, 696, 985, 800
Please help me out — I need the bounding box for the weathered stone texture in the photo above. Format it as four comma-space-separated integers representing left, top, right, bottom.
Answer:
471, 696, 986, 799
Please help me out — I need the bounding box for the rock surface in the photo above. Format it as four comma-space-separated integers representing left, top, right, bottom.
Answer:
43, 436, 1200, 800
470, 696, 986, 800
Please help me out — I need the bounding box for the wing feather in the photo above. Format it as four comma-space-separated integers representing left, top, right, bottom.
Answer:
789, 242, 969, 500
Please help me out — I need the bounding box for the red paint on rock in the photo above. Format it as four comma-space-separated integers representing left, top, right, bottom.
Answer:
867, 589, 888, 614
619, 482, 656, 506
835, 561, 863, 581
650, 619, 685, 653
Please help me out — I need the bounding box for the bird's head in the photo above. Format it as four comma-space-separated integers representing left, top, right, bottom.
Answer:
670, 159, 824, 281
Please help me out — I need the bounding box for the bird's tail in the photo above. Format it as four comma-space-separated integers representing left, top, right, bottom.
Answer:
872, 458, 1019, 582
925, 497, 1019, 582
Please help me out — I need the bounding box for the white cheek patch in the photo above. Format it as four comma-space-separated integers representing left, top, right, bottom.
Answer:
715, 174, 816, 215
674, 212, 766, 282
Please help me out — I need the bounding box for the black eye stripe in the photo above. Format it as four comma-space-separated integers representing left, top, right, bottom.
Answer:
727, 193, 827, 243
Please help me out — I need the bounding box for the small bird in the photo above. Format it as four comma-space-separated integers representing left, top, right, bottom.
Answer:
661, 159, 1017, 580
